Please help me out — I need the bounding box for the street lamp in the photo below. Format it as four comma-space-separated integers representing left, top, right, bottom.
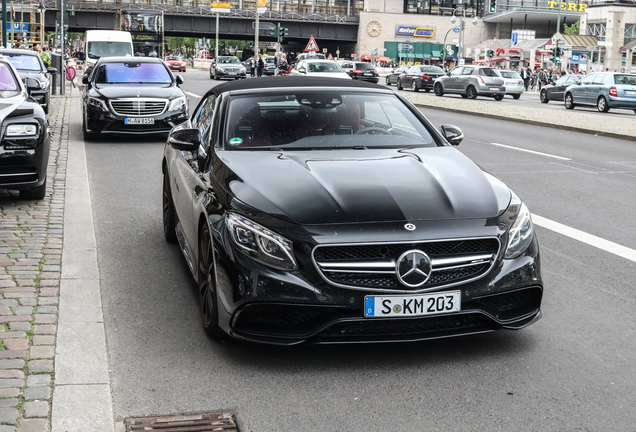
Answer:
37, 0, 45, 46
450, 6, 478, 65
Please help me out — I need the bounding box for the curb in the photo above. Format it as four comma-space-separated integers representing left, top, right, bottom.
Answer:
413, 102, 636, 142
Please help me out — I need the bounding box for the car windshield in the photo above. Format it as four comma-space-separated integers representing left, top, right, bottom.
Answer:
307, 62, 344, 73
0, 63, 20, 96
420, 66, 444, 74
264, 57, 275, 64
478, 68, 500, 77
500, 71, 521, 79
4, 54, 41, 71
218, 57, 240, 64
614, 74, 636, 85
224, 92, 436, 150
166, 56, 181, 61
355, 63, 376, 70
87, 42, 133, 59
94, 62, 172, 84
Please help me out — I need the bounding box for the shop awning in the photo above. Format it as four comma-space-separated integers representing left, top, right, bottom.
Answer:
432, 50, 441, 57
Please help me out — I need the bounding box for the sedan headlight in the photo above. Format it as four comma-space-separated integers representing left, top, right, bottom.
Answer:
226, 213, 297, 270
501, 195, 534, 259
6, 124, 37, 136
169, 96, 187, 112
216, 67, 225, 72
88, 97, 108, 111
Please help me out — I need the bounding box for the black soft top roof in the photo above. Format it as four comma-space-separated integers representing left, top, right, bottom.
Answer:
207, 76, 387, 97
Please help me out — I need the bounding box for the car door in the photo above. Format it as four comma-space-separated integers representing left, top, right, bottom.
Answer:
171, 94, 216, 249
458, 66, 474, 93
572, 73, 595, 105
551, 75, 569, 100
444, 67, 463, 92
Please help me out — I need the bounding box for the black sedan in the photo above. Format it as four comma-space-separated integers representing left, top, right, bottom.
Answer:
0, 57, 50, 200
162, 77, 542, 345
397, 65, 446, 92
340, 62, 379, 83
0, 48, 57, 114
81, 57, 188, 140
540, 74, 581, 103
385, 65, 409, 86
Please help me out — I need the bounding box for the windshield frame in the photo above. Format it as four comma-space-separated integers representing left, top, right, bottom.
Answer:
4, 54, 43, 72
93, 61, 173, 84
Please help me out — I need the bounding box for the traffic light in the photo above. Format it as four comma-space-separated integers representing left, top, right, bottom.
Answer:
489, 0, 496, 13
554, 48, 561, 62
486, 49, 494, 58
279, 27, 288, 43
269, 26, 279, 38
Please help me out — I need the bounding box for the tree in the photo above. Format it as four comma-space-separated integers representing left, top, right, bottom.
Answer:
563, 21, 580, 35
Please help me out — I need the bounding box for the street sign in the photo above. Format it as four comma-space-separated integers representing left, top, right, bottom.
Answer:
323, 48, 327, 53
328, 53, 333, 60
452, 38, 458, 43
597, 41, 612, 47
398, 43, 412, 51
257, 7, 267, 13
458, 58, 465, 65
305, 36, 319, 51
252, 21, 275, 29
211, 2, 231, 12
553, 32, 563, 40
558, 44, 572, 50
453, 28, 460, 33
336, 49, 340, 56
446, 48, 454, 55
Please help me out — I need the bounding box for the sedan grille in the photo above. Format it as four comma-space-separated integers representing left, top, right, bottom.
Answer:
109, 99, 167, 117
313, 238, 500, 292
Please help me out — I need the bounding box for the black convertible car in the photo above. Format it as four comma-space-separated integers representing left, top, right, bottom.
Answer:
0, 55, 50, 200
163, 77, 542, 345
82, 57, 188, 139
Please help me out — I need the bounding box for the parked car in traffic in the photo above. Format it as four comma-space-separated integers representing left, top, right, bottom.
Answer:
0, 49, 57, 114
82, 57, 188, 140
540, 74, 581, 103
564, 72, 636, 113
0, 55, 50, 200
499, 70, 524, 99
291, 52, 326, 67
290, 59, 351, 79
165, 55, 186, 73
337, 61, 379, 83
162, 76, 543, 344
396, 65, 446, 92
385, 65, 409, 86
210, 56, 246, 80
263, 56, 277, 76
434, 66, 506, 100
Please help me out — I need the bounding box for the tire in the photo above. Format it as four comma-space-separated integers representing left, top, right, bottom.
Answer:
19, 177, 46, 200
494, 94, 504, 101
215, 74, 220, 80
162, 171, 178, 243
396, 79, 403, 91
597, 96, 610, 113
466, 86, 477, 99
411, 80, 419, 92
540, 90, 549, 103
209, 72, 213, 79
386, 77, 391, 86
434, 83, 444, 96
565, 93, 575, 109
43, 104, 49, 114
512, 94, 520, 100
198, 225, 227, 340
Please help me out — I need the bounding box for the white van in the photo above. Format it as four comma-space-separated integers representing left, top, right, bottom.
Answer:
83, 30, 134, 72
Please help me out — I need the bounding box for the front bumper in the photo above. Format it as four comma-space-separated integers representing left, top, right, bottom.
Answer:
0, 133, 49, 191
211, 219, 543, 345
217, 70, 247, 79
85, 104, 188, 135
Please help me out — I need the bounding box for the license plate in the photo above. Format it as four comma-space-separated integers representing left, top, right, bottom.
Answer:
489, 87, 498, 91
626, 90, 636, 95
124, 118, 155, 125
364, 291, 461, 318
365, 72, 373, 76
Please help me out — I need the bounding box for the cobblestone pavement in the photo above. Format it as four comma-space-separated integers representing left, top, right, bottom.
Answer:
0, 93, 69, 432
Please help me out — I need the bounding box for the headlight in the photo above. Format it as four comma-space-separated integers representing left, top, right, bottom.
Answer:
501, 196, 534, 259
216, 67, 224, 72
88, 97, 108, 111
226, 213, 297, 270
169, 96, 187, 112
6, 124, 37, 136
239, 67, 246, 72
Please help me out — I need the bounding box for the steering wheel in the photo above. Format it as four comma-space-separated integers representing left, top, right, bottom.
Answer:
354, 127, 391, 135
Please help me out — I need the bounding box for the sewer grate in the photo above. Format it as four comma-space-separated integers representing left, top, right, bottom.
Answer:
125, 411, 239, 432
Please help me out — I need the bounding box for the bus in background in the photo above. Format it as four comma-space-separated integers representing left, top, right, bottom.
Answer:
83, 30, 133, 73
121, 10, 164, 59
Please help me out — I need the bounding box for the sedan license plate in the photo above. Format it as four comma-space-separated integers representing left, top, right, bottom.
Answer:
364, 291, 460, 318
489, 87, 498, 91
625, 90, 636, 95
365, 72, 373, 76
124, 118, 155, 125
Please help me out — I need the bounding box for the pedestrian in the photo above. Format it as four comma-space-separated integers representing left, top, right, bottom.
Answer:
274, 51, 280, 76
257, 53, 264, 77
249, 56, 255, 78
13, 37, 22, 49
40, 45, 51, 68
521, 67, 530, 91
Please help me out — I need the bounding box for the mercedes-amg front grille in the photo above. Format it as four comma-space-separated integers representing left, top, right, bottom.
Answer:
110, 99, 167, 117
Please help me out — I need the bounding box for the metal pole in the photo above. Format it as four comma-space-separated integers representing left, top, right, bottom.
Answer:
347, 0, 350, 16
215, 12, 219, 59
442, 27, 456, 66
2, 0, 6, 49
20, 0, 22, 46
9, 1, 13, 46
460, 11, 465, 63
254, 6, 259, 57
60, 0, 64, 95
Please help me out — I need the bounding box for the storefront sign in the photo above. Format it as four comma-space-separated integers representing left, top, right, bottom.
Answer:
395, 26, 435, 37
571, 51, 588, 63
547, 2, 588, 12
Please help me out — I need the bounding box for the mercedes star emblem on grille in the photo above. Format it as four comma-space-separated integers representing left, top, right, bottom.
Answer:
396, 250, 432, 287
404, 223, 416, 231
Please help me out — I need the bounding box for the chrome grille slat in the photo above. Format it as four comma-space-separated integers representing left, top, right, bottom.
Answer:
312, 238, 500, 293
109, 98, 168, 117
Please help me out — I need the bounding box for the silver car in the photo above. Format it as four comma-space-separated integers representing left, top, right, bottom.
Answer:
564, 72, 636, 113
500, 70, 524, 99
434, 66, 506, 101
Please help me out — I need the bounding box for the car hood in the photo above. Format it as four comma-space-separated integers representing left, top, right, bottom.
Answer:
215, 147, 511, 225
92, 84, 180, 99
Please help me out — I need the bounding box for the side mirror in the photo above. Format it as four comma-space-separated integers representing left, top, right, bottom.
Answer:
25, 77, 39, 92
176, 75, 184, 85
82, 74, 90, 85
440, 124, 464, 146
47, 67, 57, 74
77, 52, 86, 61
168, 128, 201, 151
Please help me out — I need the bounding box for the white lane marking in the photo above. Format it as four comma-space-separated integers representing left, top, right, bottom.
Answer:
532, 214, 636, 263
490, 142, 572, 161
185, 91, 202, 99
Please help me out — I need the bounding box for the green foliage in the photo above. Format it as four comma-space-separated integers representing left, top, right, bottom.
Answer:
563, 21, 580, 35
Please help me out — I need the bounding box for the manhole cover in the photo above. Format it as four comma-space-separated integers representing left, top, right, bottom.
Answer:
125, 411, 239, 431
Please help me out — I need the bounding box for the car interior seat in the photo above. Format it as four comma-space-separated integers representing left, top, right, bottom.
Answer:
228, 100, 271, 147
